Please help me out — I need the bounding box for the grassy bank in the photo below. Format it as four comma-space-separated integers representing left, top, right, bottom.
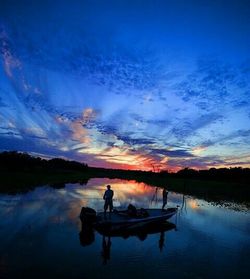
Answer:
143, 176, 250, 206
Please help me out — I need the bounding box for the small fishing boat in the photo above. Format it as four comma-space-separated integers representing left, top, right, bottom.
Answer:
80, 206, 178, 233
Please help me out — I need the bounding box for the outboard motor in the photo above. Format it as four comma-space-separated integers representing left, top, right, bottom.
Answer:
80, 207, 97, 223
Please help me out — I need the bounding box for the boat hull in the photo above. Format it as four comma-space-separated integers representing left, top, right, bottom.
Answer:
94, 208, 177, 233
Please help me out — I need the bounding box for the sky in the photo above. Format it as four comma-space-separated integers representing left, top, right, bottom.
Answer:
0, 0, 250, 171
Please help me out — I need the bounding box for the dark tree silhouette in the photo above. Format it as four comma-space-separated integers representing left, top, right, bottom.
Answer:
0, 151, 88, 171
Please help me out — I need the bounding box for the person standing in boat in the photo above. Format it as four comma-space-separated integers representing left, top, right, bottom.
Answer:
162, 188, 168, 210
103, 185, 114, 214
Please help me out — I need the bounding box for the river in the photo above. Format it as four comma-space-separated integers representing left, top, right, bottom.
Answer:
0, 178, 249, 278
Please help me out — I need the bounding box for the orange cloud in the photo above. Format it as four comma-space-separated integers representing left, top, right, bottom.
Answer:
82, 108, 98, 125
93, 146, 168, 171
71, 122, 91, 144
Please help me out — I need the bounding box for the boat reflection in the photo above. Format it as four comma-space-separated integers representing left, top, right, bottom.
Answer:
79, 223, 95, 247
95, 219, 176, 239
79, 220, 176, 264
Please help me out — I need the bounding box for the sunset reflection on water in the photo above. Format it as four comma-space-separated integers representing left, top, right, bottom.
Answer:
0, 178, 249, 279
81, 178, 161, 209
64, 178, 167, 223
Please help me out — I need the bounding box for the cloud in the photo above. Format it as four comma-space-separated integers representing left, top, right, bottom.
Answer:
116, 135, 155, 146
172, 59, 250, 117
0, 3, 250, 170
150, 148, 194, 158
169, 113, 224, 141
167, 156, 225, 170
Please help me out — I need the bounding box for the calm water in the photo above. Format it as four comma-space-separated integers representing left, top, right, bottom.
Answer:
0, 178, 249, 279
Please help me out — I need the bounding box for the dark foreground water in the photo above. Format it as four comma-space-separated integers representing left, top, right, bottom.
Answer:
0, 178, 249, 279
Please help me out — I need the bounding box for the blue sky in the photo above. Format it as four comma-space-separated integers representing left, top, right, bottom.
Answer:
0, 0, 250, 170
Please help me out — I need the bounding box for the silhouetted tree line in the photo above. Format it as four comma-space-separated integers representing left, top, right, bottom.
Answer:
83, 167, 249, 187
0, 151, 249, 183
172, 167, 250, 182
0, 152, 249, 203
0, 151, 88, 171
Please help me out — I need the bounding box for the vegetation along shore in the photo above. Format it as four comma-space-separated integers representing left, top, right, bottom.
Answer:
0, 151, 249, 208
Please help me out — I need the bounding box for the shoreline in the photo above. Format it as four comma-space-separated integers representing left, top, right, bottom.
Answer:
1, 169, 249, 209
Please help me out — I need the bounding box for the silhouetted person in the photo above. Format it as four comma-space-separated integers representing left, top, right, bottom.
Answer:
101, 236, 111, 265
103, 185, 114, 214
162, 188, 168, 210
159, 231, 165, 252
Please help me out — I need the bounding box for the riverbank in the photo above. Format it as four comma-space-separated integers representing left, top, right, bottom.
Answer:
0, 170, 91, 193
1, 169, 249, 209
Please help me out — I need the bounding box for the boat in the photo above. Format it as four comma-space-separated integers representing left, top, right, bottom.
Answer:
80, 205, 178, 233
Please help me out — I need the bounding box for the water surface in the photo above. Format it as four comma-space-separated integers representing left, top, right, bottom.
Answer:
0, 178, 249, 279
